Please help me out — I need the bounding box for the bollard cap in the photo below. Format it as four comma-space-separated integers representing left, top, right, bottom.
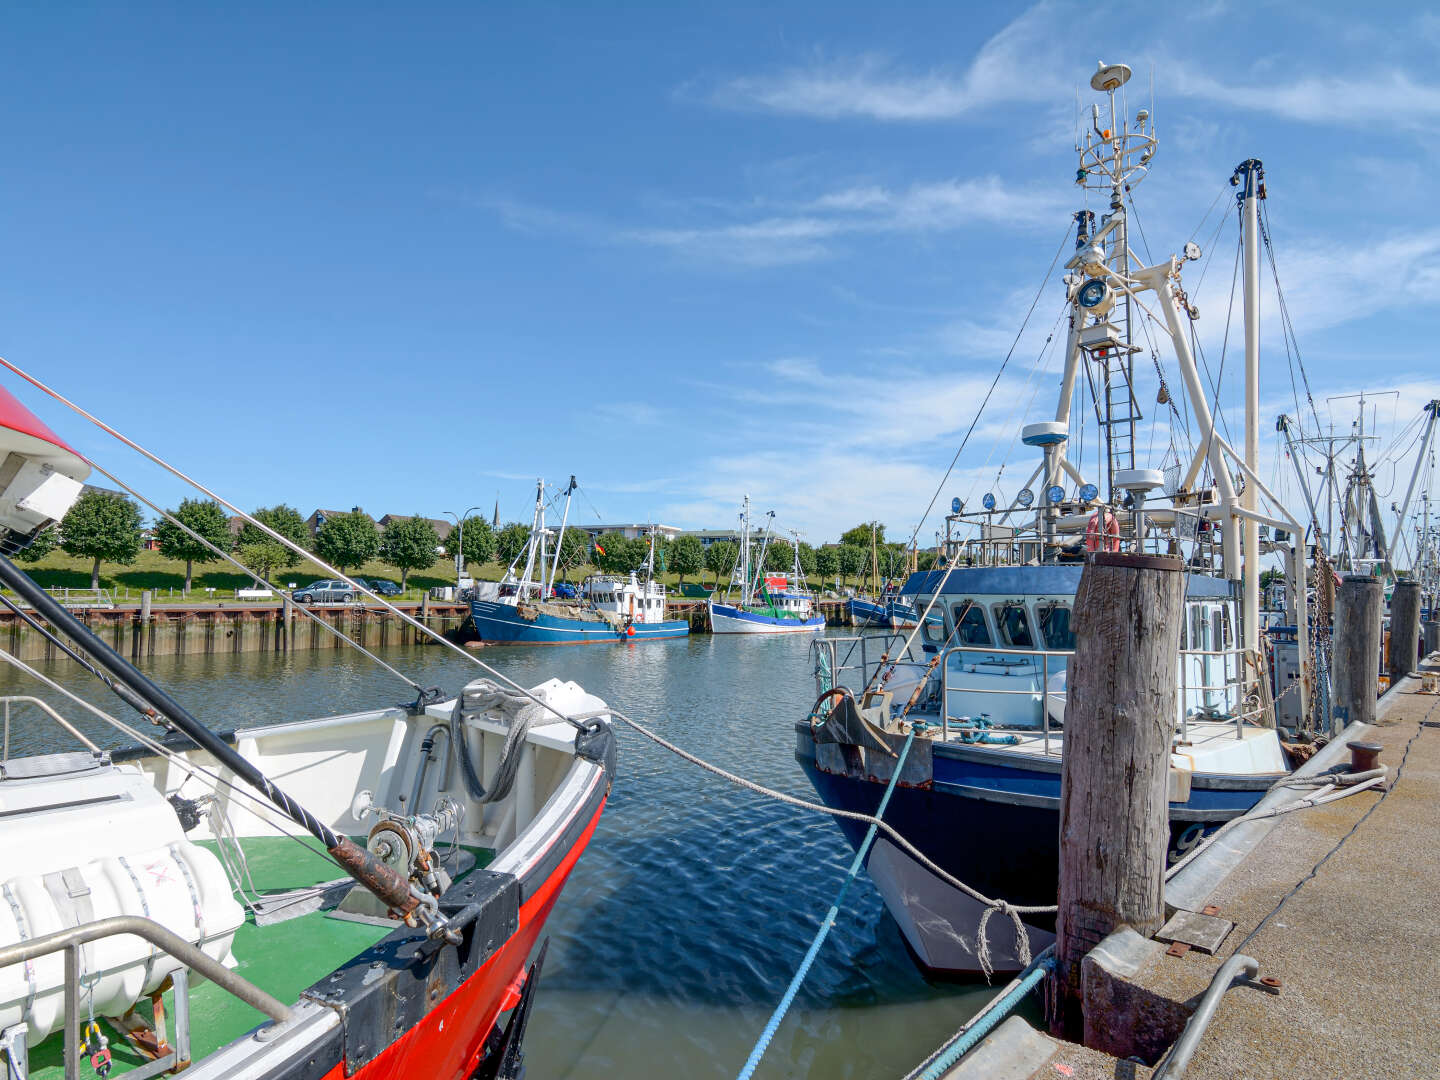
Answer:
1089, 552, 1184, 571
1340, 573, 1380, 584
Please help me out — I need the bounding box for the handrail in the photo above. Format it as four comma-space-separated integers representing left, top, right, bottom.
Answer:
0, 695, 100, 760
0, 915, 292, 1022
1151, 953, 1259, 1079
938, 645, 1073, 751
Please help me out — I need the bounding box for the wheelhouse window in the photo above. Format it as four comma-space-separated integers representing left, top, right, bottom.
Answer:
922, 602, 947, 643
1037, 602, 1075, 650
993, 602, 1034, 648
953, 602, 992, 645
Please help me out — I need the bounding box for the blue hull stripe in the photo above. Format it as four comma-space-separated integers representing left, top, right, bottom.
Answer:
710, 603, 825, 633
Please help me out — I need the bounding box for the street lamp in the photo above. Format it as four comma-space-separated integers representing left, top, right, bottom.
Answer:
443, 506, 483, 587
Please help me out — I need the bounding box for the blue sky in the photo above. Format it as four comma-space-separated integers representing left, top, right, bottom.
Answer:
2, 2, 1437, 546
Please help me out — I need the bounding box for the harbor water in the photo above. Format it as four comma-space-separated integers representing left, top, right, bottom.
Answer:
2, 631, 999, 1078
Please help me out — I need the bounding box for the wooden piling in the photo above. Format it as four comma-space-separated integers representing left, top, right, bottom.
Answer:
1049, 552, 1184, 1043
1333, 574, 1383, 732
1388, 580, 1421, 683
138, 590, 152, 658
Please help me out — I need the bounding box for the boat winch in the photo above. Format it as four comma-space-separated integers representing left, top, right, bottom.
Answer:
350, 790, 461, 901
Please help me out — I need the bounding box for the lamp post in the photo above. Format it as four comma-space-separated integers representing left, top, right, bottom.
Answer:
443, 506, 483, 587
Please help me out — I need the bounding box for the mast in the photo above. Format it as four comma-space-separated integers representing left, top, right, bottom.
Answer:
740, 495, 751, 606
1236, 158, 1263, 654
546, 475, 577, 595
519, 477, 544, 594
870, 523, 879, 594
1391, 400, 1440, 569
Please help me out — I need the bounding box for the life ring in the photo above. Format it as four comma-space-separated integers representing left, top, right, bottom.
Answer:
1085, 507, 1121, 553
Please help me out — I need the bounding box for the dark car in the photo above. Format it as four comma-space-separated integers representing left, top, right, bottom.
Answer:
368, 580, 403, 597
292, 579, 361, 605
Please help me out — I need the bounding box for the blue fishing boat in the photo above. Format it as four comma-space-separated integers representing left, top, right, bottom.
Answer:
469, 479, 688, 645
794, 61, 1318, 976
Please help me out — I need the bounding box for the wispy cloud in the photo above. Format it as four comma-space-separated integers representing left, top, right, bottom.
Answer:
1170, 65, 1440, 129
702, 5, 1063, 121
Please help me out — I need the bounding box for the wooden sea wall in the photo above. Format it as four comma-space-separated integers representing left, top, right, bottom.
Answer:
0, 602, 470, 663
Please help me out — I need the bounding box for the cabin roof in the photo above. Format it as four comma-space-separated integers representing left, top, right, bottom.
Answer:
901, 564, 1233, 600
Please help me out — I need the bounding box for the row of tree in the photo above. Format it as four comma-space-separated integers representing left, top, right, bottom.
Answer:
27, 494, 929, 594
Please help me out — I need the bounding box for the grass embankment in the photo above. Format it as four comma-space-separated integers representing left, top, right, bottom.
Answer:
9, 550, 735, 603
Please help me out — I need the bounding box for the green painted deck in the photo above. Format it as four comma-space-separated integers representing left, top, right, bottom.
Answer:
26, 837, 392, 1079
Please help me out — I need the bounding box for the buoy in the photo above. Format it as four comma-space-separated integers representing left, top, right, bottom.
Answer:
1085, 507, 1121, 552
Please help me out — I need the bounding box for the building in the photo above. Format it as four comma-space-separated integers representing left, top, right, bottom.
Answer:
681, 528, 769, 548
580, 523, 684, 542
378, 514, 454, 542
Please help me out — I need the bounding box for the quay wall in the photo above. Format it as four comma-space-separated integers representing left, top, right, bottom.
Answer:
0, 602, 469, 664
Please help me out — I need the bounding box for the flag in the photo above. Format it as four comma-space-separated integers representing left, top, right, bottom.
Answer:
594, 542, 606, 556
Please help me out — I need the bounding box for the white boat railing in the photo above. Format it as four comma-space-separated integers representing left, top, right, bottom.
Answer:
811, 633, 917, 697
933, 642, 1261, 753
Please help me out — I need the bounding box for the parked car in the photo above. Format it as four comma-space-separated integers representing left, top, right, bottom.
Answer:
551, 582, 578, 600
292, 580, 361, 605
368, 580, 402, 596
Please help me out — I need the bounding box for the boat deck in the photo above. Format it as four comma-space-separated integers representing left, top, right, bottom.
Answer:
23, 837, 474, 1079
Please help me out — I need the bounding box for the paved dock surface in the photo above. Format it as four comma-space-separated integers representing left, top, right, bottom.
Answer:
958, 661, 1440, 1080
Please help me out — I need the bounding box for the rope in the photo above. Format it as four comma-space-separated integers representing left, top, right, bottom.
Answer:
734, 728, 915, 1080
610, 711, 1049, 977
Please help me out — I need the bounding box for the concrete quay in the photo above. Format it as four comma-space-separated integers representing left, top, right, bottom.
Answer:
945, 656, 1440, 1080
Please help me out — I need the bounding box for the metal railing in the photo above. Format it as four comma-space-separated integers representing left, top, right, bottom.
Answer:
1178, 646, 1264, 742
811, 633, 917, 698
0, 696, 99, 766
938, 644, 1073, 753
0, 915, 291, 1080
1151, 954, 1260, 1079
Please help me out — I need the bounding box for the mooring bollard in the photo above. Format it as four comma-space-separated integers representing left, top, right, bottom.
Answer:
1388, 580, 1421, 683
1049, 551, 1184, 1043
1333, 574, 1383, 733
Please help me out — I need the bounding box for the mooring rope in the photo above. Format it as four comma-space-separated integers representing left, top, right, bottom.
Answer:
734, 727, 915, 1080
609, 711, 1050, 978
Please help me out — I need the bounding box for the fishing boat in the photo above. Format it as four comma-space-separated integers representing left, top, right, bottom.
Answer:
708, 498, 825, 635
0, 374, 615, 1079
470, 480, 687, 644
848, 588, 923, 630
795, 61, 1321, 975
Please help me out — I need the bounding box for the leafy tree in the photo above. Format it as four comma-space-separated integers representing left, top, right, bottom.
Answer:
916, 550, 939, 572
238, 538, 291, 582
452, 516, 496, 572
552, 527, 592, 579
839, 521, 885, 549
878, 543, 909, 582
155, 498, 232, 592
379, 514, 441, 590
1259, 568, 1285, 588
238, 505, 309, 569
797, 541, 818, 578
60, 491, 143, 589
495, 522, 531, 567
836, 543, 866, 586
763, 538, 794, 573
704, 540, 737, 586
314, 511, 380, 572
814, 545, 839, 582
14, 524, 58, 563
669, 535, 704, 584
594, 532, 643, 574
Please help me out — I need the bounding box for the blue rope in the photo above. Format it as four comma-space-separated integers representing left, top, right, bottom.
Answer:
735, 727, 916, 1080
912, 952, 1054, 1079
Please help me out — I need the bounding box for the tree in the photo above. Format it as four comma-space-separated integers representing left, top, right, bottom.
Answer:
1259, 568, 1285, 588
238, 505, 309, 569
594, 532, 643, 575
670, 535, 703, 585
495, 522, 531, 567
238, 538, 291, 582
314, 511, 380, 572
797, 541, 818, 578
704, 541, 737, 586
60, 491, 143, 589
814, 545, 839, 582
878, 543, 908, 582
553, 527, 592, 579
155, 498, 232, 593
14, 524, 58, 563
379, 514, 441, 590
836, 543, 866, 586
764, 538, 794, 573
840, 521, 885, 549
453, 516, 496, 572
916, 550, 939, 572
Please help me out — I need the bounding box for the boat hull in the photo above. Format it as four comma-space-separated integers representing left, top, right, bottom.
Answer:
471, 600, 688, 645
709, 602, 825, 634
795, 728, 1268, 975
848, 598, 889, 627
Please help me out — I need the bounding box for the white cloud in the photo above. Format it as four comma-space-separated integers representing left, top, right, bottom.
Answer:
1170, 65, 1440, 129
704, 5, 1063, 121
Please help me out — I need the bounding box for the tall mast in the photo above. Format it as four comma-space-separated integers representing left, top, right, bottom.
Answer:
520, 477, 544, 593
740, 495, 751, 606
546, 475, 577, 595
1236, 158, 1264, 654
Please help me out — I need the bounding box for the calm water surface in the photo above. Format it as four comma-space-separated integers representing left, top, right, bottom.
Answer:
1, 633, 999, 1079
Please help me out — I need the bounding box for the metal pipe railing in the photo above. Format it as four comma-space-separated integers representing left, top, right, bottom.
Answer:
0, 914, 292, 1080
0, 695, 100, 763
1151, 953, 1259, 1079
938, 644, 1074, 750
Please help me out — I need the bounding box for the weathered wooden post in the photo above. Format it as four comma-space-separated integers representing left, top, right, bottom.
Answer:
1333, 574, 1383, 732
282, 595, 294, 652
138, 590, 152, 659
1388, 580, 1421, 683
1049, 552, 1185, 1042
1424, 619, 1440, 659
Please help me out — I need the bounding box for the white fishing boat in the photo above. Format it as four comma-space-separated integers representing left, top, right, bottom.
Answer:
708, 498, 825, 635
